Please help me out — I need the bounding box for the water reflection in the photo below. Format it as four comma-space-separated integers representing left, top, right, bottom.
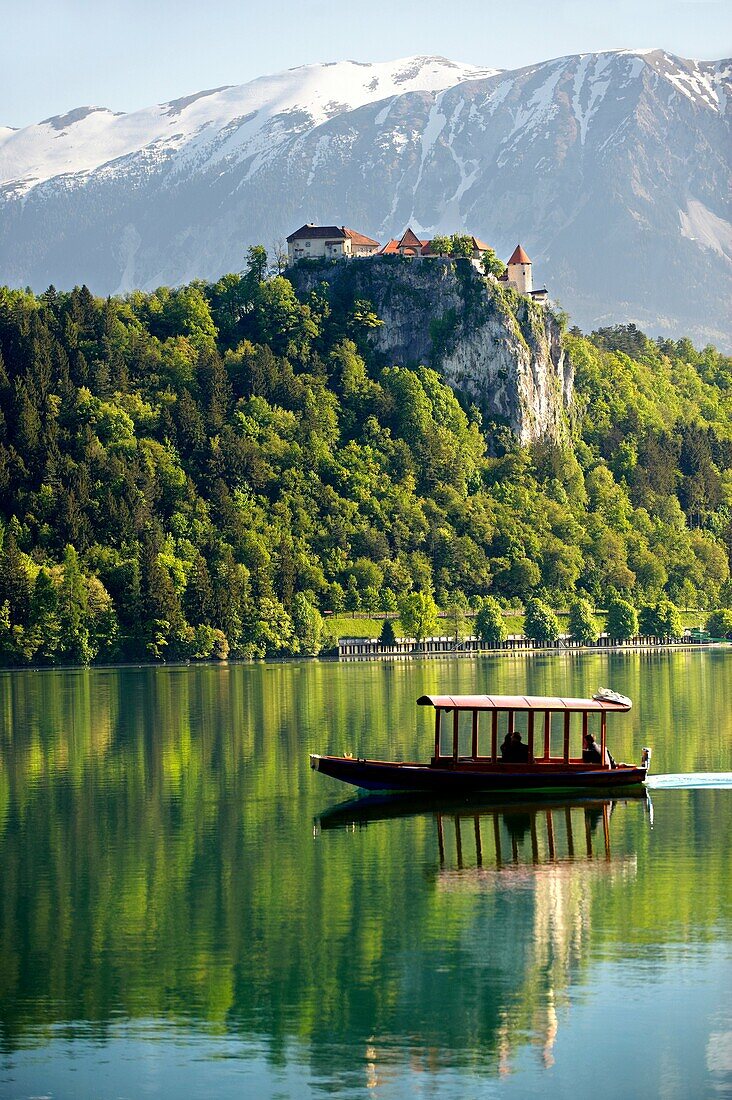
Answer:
317, 794, 649, 1076
0, 655, 730, 1098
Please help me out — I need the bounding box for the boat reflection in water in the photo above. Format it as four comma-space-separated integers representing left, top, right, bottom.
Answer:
318, 792, 650, 881
316, 792, 652, 1078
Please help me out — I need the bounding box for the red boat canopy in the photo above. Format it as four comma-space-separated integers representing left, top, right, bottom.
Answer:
417, 694, 631, 713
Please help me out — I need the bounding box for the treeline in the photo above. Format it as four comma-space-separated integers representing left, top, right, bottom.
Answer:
0, 252, 731, 665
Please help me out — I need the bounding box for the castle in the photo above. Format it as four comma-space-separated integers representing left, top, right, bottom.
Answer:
285, 224, 548, 301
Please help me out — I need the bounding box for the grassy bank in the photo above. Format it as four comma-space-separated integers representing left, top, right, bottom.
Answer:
327, 609, 708, 640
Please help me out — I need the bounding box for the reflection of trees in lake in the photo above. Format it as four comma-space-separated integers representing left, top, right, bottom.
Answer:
0, 657, 730, 1085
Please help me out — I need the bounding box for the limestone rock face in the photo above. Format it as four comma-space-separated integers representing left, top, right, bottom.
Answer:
290, 257, 571, 443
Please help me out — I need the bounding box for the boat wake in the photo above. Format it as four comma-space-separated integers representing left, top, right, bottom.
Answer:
646, 773, 732, 790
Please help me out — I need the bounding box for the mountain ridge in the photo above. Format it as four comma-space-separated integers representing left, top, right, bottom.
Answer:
0, 49, 730, 347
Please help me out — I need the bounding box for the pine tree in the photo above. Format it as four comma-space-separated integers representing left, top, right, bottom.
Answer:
0, 522, 31, 626
28, 567, 61, 661
292, 592, 323, 655
58, 545, 92, 664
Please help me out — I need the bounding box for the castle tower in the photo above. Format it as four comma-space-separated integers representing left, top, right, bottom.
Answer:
507, 245, 533, 294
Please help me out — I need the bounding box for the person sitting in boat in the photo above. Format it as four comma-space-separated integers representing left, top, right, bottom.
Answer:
583, 733, 617, 768
511, 731, 530, 762
583, 733, 603, 763
501, 730, 526, 765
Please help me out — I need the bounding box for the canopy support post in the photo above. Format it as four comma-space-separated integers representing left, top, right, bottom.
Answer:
546, 810, 556, 860
582, 711, 588, 764
543, 712, 550, 760
491, 712, 498, 762
601, 712, 607, 768
471, 710, 479, 759
452, 710, 459, 762
563, 711, 571, 763
527, 711, 535, 760
434, 709, 441, 761
474, 815, 482, 866
565, 807, 574, 858
603, 804, 611, 859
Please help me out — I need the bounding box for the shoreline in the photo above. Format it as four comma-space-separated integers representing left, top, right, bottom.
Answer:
0, 640, 729, 675
339, 643, 730, 662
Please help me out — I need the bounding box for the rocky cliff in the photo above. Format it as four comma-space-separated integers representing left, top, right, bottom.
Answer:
289, 256, 571, 443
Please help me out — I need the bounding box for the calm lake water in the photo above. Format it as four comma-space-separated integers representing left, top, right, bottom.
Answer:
0, 650, 731, 1099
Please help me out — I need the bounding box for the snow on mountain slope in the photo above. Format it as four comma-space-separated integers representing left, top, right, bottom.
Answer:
0, 57, 495, 196
0, 50, 729, 347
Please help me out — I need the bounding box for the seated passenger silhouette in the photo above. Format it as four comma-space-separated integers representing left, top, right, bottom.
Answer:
583, 733, 602, 762
501, 730, 530, 763
511, 731, 530, 762
583, 732, 615, 766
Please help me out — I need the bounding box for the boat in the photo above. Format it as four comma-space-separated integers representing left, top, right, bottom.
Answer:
310, 692, 652, 794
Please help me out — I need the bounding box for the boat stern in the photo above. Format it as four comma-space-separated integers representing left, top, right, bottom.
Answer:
310, 754, 322, 771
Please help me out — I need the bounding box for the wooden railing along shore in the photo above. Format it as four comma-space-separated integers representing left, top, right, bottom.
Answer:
338, 632, 712, 660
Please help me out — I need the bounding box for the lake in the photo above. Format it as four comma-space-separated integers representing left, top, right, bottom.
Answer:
0, 650, 731, 1098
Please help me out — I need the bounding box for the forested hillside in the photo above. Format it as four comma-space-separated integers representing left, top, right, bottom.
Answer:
0, 251, 731, 665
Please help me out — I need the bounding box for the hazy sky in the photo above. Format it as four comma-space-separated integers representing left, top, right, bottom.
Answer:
3, 0, 731, 128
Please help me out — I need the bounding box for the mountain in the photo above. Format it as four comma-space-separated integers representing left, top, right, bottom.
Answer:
1, 50, 730, 347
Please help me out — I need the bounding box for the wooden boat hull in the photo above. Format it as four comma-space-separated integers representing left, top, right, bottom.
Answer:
310, 754, 648, 794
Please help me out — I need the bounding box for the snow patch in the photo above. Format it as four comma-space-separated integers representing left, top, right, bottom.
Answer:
374, 99, 395, 126
0, 55, 487, 195
113, 223, 142, 295
412, 92, 447, 194
571, 55, 612, 144
307, 134, 331, 186
645, 52, 727, 113
679, 199, 732, 259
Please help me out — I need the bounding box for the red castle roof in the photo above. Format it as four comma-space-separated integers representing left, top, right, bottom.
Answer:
508, 244, 531, 265
287, 224, 380, 246
395, 227, 425, 252
343, 228, 380, 246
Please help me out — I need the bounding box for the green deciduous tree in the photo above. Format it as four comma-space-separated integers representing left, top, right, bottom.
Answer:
430, 235, 452, 257
639, 599, 682, 638
524, 598, 561, 643
450, 234, 474, 258
606, 597, 639, 641
474, 597, 507, 644
398, 590, 438, 647
568, 598, 599, 644
706, 608, 732, 639
246, 245, 269, 284
445, 593, 469, 643
482, 248, 506, 278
